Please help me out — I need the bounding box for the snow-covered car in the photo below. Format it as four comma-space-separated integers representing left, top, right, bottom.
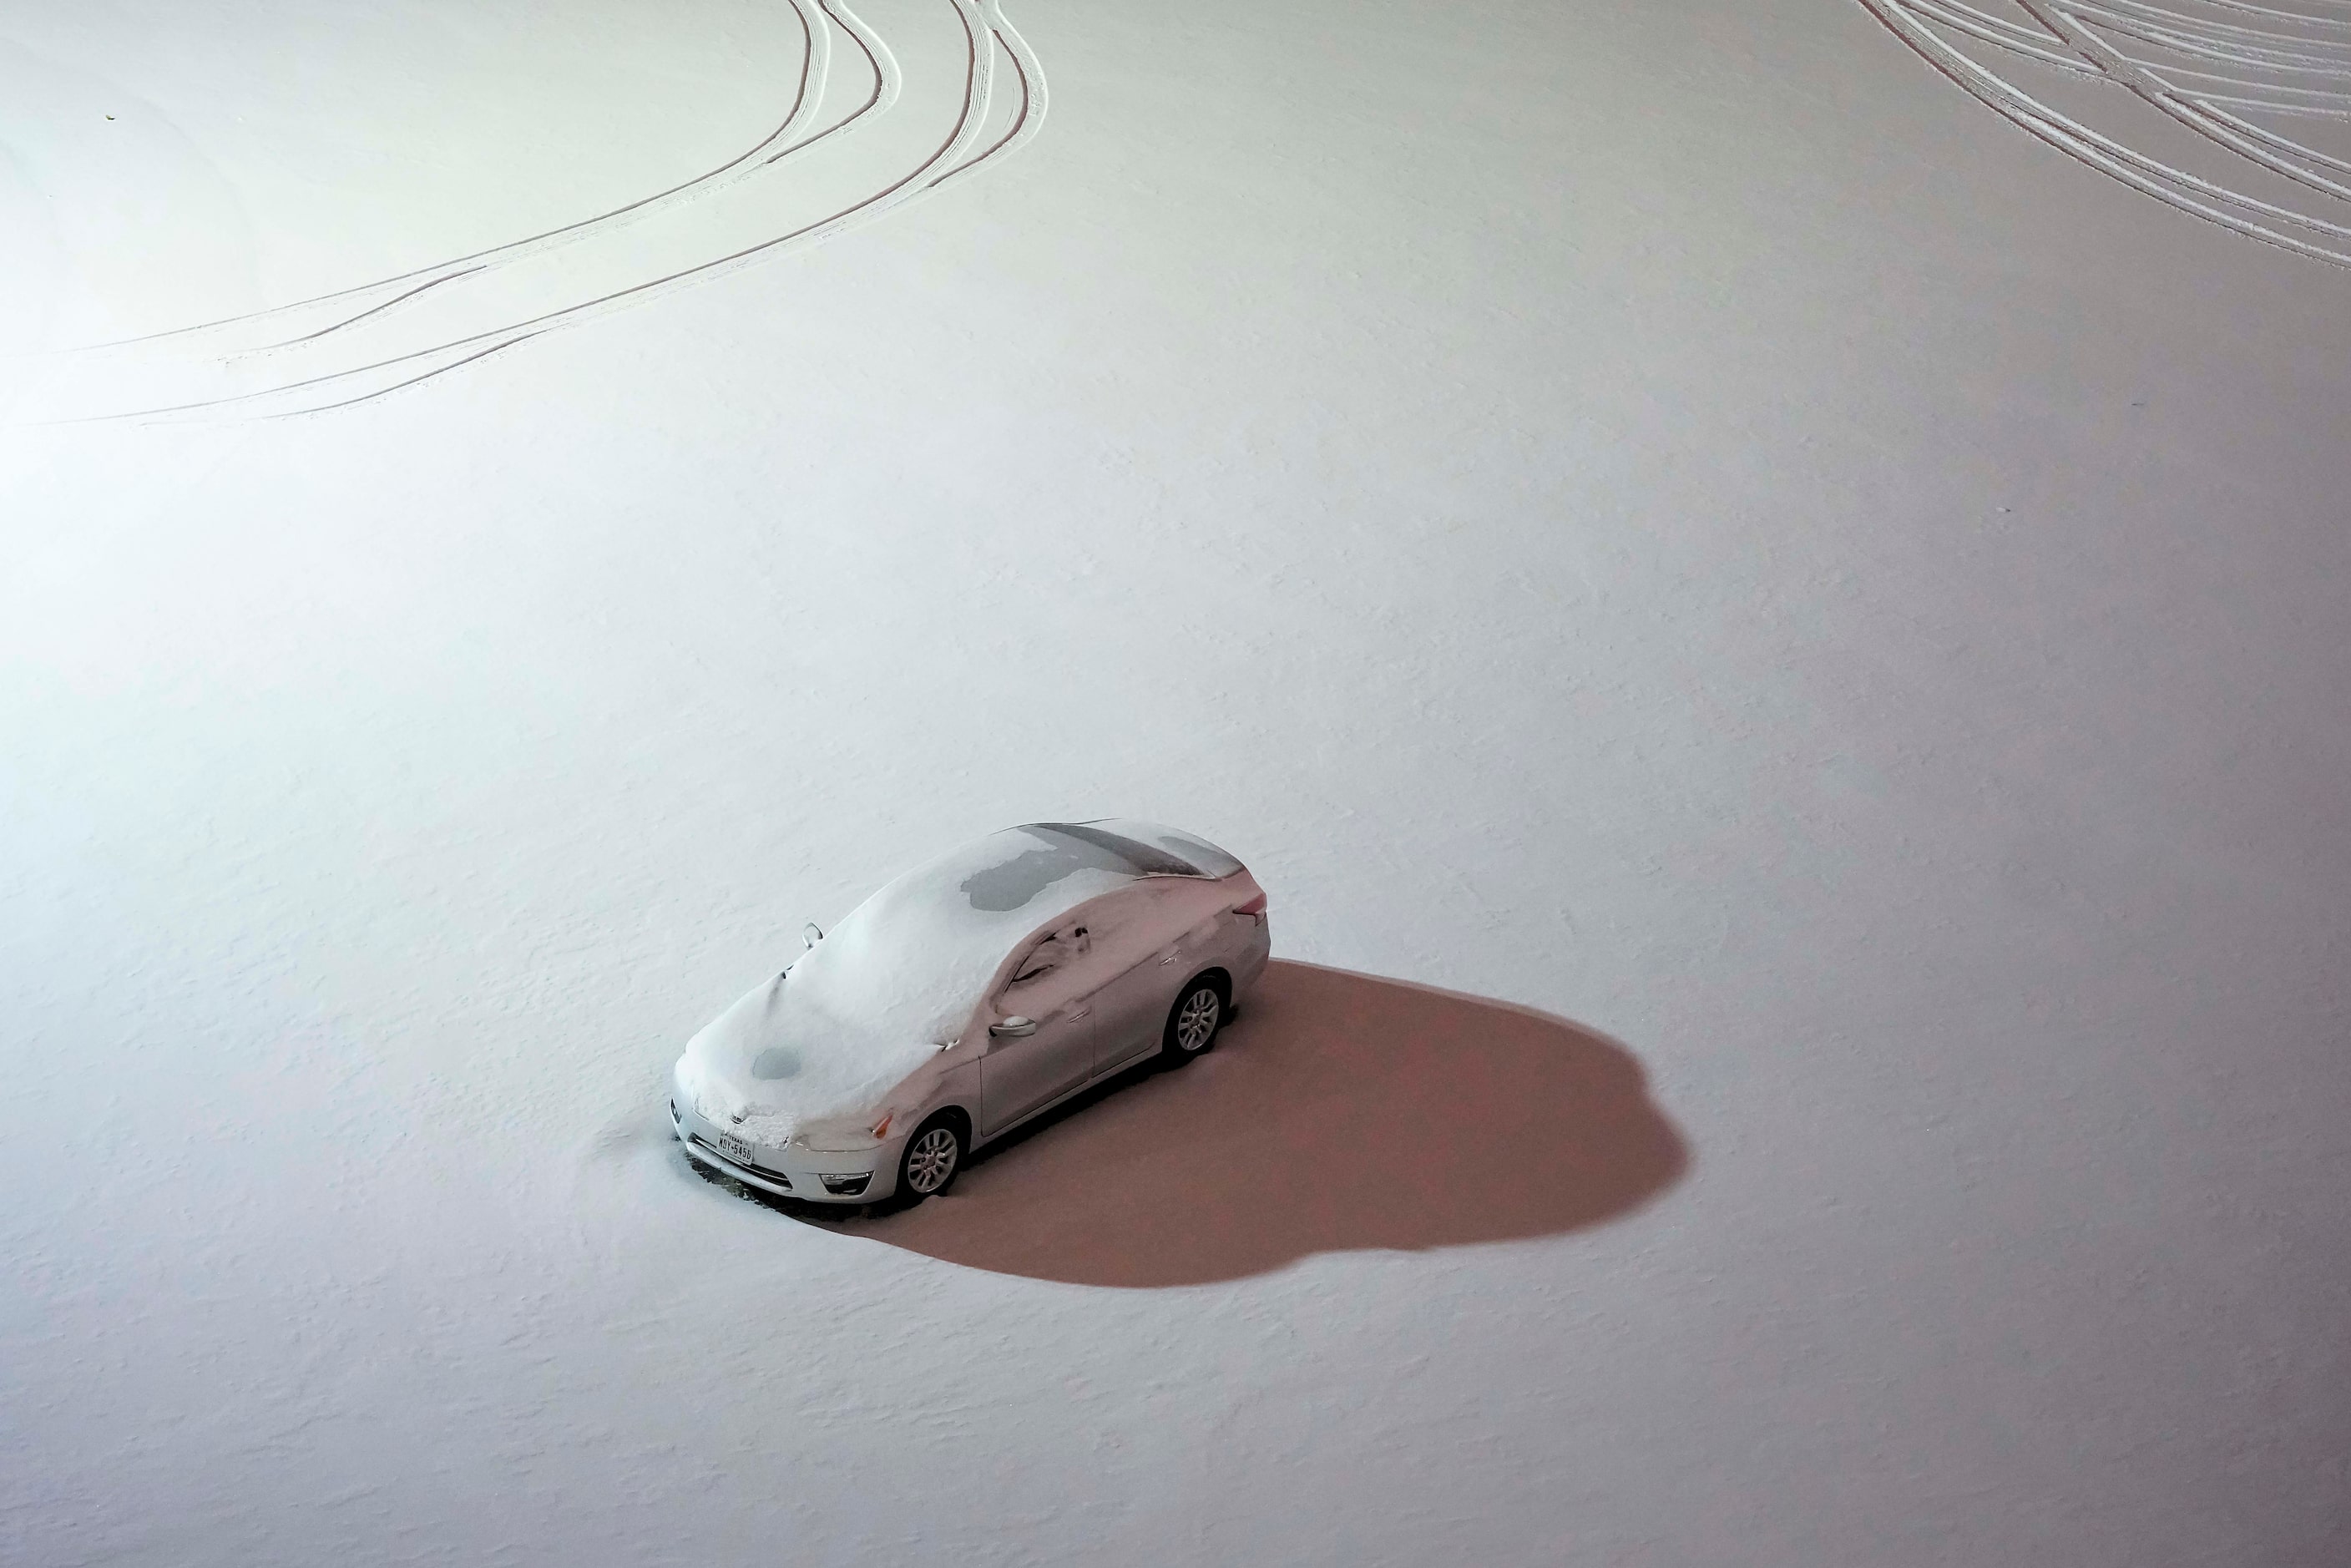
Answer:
670, 820, 1271, 1206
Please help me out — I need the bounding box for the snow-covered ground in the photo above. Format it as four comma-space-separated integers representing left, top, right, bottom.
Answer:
4, 1, 2347, 1562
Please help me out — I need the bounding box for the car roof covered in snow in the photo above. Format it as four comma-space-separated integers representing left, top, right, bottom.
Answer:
931, 820, 1244, 912
806, 818, 1244, 1017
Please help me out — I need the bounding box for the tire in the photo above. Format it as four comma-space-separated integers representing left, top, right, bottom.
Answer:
1160, 976, 1226, 1065
896, 1115, 966, 1202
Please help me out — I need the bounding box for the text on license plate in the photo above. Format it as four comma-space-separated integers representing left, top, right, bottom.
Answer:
717, 1134, 757, 1164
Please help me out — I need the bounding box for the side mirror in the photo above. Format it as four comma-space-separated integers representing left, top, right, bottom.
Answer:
989, 1016, 1038, 1039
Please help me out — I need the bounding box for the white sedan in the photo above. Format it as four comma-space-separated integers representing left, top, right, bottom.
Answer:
670, 821, 1271, 1205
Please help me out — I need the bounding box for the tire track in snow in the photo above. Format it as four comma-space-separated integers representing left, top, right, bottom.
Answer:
50, 0, 1045, 420
767, 0, 902, 164
85, 0, 841, 353
1860, 0, 2351, 268
931, 5, 1049, 189
266, 332, 546, 418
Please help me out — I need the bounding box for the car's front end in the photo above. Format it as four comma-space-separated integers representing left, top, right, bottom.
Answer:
670, 1063, 910, 1204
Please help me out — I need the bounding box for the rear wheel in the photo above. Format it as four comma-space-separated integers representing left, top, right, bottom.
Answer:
1160, 977, 1226, 1065
896, 1115, 965, 1201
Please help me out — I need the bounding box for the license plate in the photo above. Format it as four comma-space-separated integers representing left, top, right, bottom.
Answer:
717, 1132, 758, 1164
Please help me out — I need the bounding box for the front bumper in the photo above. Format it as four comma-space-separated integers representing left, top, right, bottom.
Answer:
671, 1101, 900, 1203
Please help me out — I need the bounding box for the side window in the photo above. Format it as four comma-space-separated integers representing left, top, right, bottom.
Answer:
1006, 923, 1091, 990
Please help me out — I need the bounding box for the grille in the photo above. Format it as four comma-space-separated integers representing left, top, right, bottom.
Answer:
690, 1135, 791, 1189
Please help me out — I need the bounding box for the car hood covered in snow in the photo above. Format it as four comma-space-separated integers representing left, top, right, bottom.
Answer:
675, 821, 1254, 1136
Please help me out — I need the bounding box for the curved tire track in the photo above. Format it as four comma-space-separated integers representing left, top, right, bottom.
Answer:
61, 0, 1047, 421
84, 0, 844, 354
1862, 0, 2351, 269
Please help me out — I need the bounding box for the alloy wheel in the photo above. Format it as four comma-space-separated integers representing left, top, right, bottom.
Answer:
1176, 987, 1221, 1053
904, 1127, 959, 1194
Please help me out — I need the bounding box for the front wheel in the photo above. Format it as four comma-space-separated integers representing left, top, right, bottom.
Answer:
896, 1115, 966, 1202
1160, 978, 1226, 1065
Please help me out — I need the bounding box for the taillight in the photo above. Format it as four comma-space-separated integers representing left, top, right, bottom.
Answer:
1234, 893, 1267, 918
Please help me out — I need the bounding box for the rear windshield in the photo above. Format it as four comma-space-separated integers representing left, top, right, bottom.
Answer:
1030, 822, 1206, 878
1079, 820, 1247, 880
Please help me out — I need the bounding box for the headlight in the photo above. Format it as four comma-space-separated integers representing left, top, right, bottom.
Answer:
799, 1117, 883, 1152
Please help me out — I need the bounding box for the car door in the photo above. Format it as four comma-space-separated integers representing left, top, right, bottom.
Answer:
978, 921, 1102, 1136
1086, 891, 1198, 1077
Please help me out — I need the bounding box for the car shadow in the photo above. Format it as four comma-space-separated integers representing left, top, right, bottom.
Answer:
702, 959, 1688, 1288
